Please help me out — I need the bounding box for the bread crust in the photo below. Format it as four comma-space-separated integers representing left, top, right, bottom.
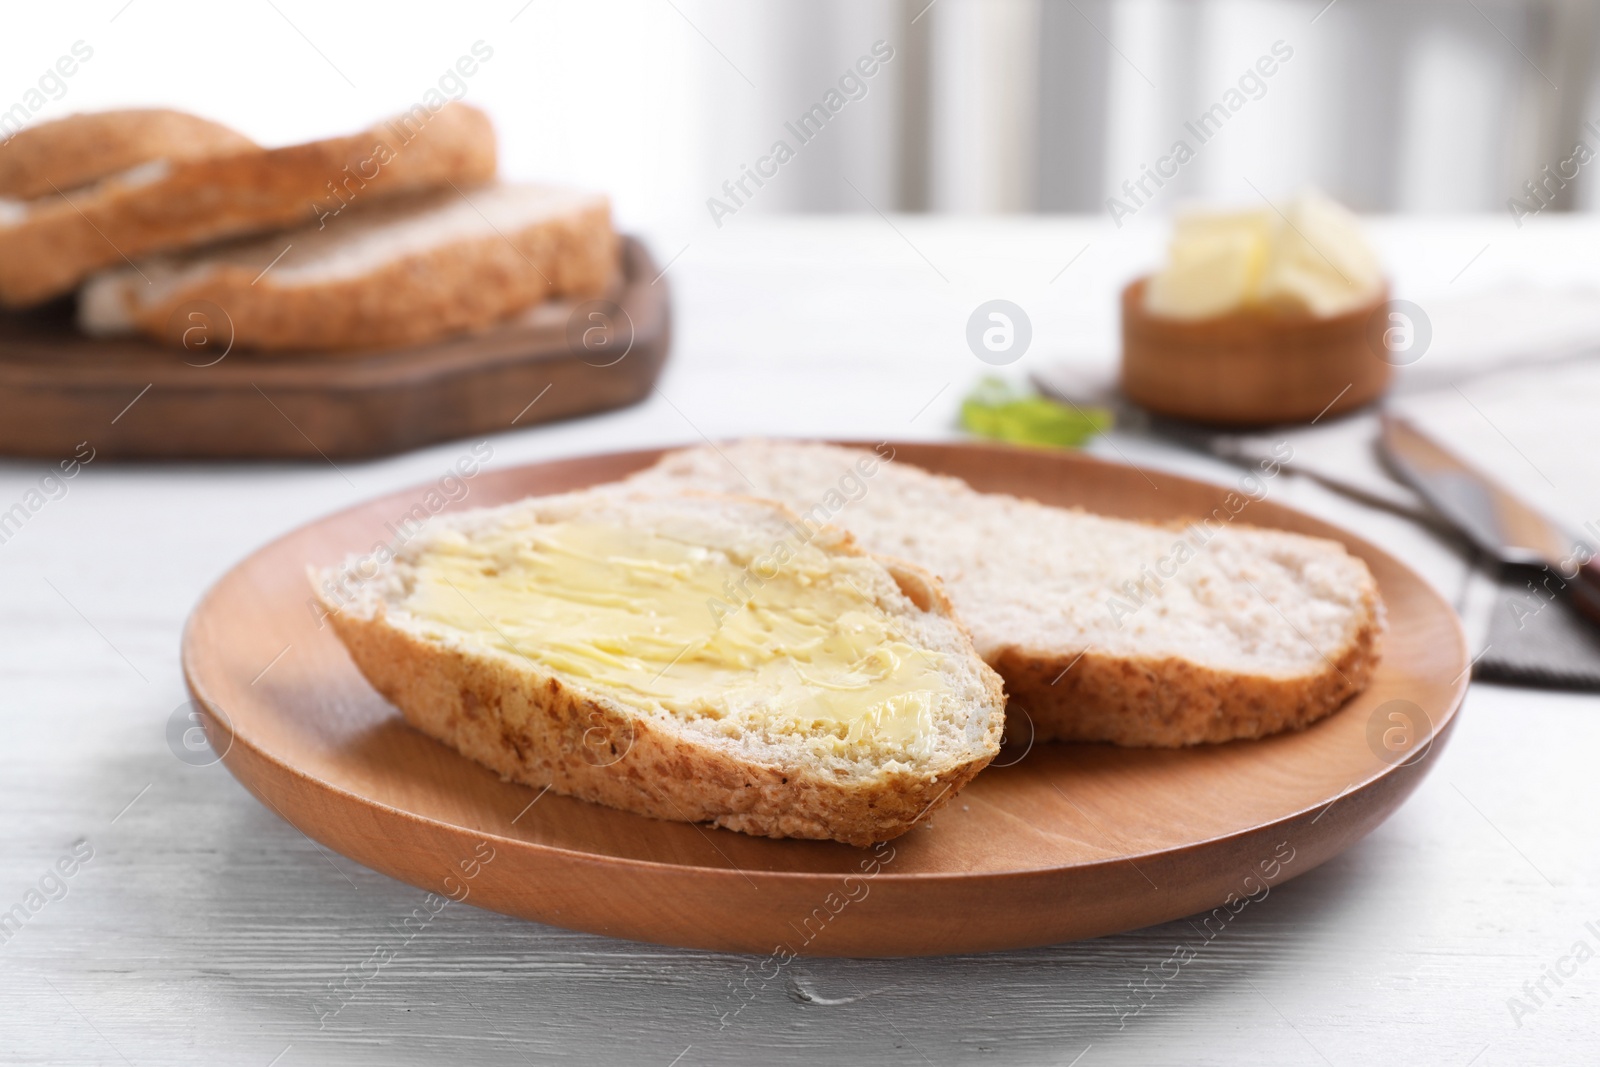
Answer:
318, 498, 1006, 846
0, 108, 256, 200
988, 516, 1386, 747
995, 580, 1383, 746
98, 194, 616, 351
0, 103, 497, 306
328, 606, 996, 847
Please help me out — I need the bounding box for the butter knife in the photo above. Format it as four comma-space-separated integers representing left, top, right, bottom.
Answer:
1380, 412, 1600, 626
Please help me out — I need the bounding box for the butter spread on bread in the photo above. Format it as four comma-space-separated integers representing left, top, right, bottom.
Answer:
317, 490, 1005, 845
402, 519, 952, 753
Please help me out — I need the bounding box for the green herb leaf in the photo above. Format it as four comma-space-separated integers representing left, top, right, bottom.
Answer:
959, 376, 1112, 449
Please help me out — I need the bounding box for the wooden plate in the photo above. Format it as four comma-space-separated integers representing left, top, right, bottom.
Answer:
181, 442, 1468, 957
0, 237, 668, 460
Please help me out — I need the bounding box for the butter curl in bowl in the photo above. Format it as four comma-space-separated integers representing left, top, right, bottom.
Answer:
1123, 190, 1391, 426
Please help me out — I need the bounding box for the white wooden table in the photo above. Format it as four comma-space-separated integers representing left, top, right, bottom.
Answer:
3, 216, 1598, 1065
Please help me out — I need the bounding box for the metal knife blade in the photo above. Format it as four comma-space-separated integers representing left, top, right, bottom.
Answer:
1380, 412, 1600, 625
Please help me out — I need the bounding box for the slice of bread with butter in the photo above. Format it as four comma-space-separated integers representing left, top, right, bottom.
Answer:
626, 440, 1383, 748
316, 489, 1007, 846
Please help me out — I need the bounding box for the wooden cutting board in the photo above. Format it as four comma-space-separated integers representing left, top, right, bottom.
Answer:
181, 441, 1469, 957
0, 236, 669, 460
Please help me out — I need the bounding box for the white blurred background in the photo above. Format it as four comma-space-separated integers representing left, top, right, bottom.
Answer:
4, 0, 1598, 242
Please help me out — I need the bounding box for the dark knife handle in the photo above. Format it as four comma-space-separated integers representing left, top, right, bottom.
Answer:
1570, 557, 1600, 628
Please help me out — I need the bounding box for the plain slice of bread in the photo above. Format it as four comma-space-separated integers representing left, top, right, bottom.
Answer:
624, 441, 1384, 747
316, 489, 1006, 845
0, 102, 496, 306
0, 109, 256, 201
79, 183, 616, 351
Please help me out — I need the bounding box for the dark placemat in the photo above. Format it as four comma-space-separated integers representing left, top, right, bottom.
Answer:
1478, 564, 1600, 690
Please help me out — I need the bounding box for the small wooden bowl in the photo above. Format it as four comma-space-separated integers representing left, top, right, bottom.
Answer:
1120, 277, 1391, 426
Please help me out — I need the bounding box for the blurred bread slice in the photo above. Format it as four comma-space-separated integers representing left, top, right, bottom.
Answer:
80, 183, 616, 351
0, 109, 256, 201
0, 102, 496, 306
